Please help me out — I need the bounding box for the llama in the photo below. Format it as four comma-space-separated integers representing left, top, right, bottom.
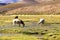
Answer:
38, 18, 45, 24
13, 16, 25, 27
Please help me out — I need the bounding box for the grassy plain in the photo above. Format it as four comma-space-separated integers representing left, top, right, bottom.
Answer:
0, 15, 60, 40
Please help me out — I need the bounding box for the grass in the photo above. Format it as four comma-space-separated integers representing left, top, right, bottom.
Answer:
0, 15, 60, 40
0, 15, 60, 23
0, 34, 39, 40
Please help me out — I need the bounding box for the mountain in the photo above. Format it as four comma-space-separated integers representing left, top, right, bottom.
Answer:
0, 0, 60, 15
0, 3, 7, 6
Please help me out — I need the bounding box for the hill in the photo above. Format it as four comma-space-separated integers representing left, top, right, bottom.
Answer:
0, 3, 8, 6
0, 0, 60, 15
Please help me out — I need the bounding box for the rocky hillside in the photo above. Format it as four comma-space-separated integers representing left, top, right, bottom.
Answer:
0, 0, 60, 15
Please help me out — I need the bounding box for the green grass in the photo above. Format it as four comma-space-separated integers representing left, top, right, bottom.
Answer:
0, 34, 39, 40
0, 15, 60, 24
0, 15, 60, 40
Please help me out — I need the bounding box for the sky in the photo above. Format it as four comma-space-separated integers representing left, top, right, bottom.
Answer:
0, 0, 21, 3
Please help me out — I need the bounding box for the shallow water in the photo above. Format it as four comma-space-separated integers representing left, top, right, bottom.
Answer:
0, 22, 60, 36
0, 33, 14, 36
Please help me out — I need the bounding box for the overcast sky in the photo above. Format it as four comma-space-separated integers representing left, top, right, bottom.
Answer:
0, 0, 21, 3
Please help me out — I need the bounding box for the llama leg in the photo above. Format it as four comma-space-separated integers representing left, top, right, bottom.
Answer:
19, 24, 20, 27
13, 21, 16, 25
23, 23, 25, 27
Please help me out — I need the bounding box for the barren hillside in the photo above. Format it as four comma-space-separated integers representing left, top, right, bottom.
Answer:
0, 0, 60, 15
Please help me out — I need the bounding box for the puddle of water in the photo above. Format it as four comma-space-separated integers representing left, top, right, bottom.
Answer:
0, 33, 15, 36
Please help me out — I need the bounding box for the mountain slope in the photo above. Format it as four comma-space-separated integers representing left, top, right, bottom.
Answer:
0, 0, 60, 15
5, 3, 60, 15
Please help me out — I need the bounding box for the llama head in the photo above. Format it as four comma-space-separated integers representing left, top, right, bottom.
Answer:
15, 16, 18, 19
